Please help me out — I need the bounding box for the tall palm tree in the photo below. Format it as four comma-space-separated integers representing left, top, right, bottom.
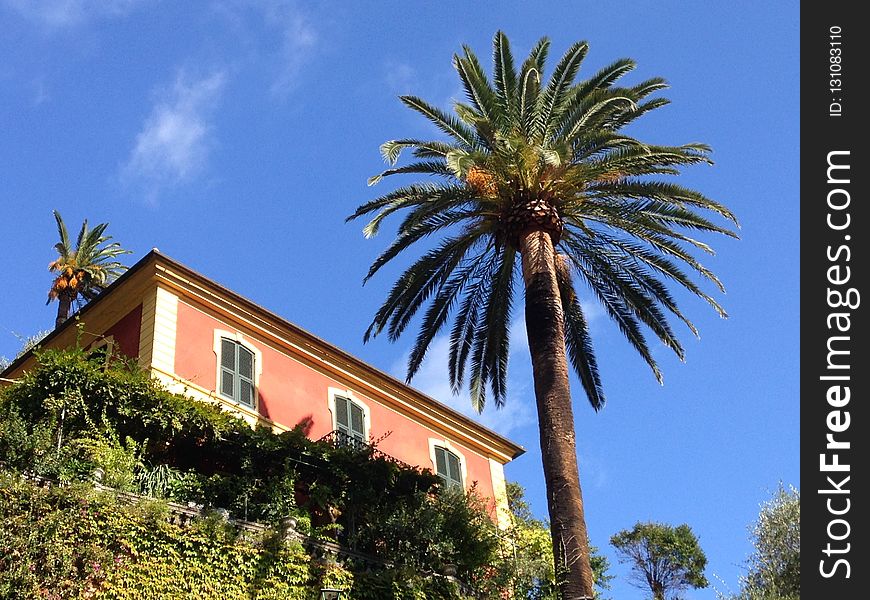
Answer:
47, 210, 131, 329
349, 32, 737, 599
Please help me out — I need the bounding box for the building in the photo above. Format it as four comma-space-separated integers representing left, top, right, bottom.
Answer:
2, 250, 524, 525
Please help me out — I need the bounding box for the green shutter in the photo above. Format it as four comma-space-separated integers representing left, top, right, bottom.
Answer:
350, 403, 365, 442
219, 338, 255, 407
220, 339, 235, 398
447, 452, 462, 488
237, 346, 255, 407
335, 395, 350, 434
435, 447, 447, 478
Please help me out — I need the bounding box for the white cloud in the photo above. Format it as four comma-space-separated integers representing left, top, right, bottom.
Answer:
264, 3, 316, 96
121, 71, 227, 196
384, 60, 416, 96
210, 0, 317, 97
3, 0, 143, 30
391, 318, 536, 437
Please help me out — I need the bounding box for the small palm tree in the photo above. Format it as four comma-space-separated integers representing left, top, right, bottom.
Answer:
349, 32, 737, 599
47, 210, 131, 329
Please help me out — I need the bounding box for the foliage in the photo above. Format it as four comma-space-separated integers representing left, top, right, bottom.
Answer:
611, 521, 708, 599
0, 475, 505, 599
502, 482, 612, 599
0, 474, 313, 599
720, 485, 799, 600
46, 210, 131, 326
0, 346, 509, 594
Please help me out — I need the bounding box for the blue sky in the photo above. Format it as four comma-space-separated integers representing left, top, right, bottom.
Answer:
0, 2, 799, 597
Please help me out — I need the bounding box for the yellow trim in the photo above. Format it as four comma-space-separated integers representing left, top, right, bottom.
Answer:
138, 285, 158, 370
151, 287, 178, 374
488, 458, 512, 529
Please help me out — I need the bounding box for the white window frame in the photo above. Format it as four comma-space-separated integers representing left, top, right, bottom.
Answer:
327, 387, 372, 442
213, 330, 262, 409
428, 438, 468, 489
88, 335, 115, 367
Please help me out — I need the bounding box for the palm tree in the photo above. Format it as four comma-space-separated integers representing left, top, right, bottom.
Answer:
348, 32, 737, 599
47, 210, 131, 329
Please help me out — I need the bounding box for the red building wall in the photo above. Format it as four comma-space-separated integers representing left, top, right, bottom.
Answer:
103, 304, 142, 359
172, 300, 496, 503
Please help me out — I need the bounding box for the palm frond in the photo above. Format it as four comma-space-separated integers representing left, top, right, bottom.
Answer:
492, 31, 518, 115
555, 255, 605, 409
399, 96, 479, 149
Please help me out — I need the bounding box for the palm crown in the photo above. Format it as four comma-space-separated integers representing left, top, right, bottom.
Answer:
350, 32, 738, 412
47, 210, 130, 324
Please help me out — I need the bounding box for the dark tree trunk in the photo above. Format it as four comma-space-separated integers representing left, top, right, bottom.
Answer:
519, 229, 595, 599
55, 294, 72, 329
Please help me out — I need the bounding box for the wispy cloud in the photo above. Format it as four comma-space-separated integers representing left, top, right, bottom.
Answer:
3, 0, 144, 30
391, 318, 536, 437
263, 2, 317, 96
384, 60, 416, 96
121, 71, 227, 198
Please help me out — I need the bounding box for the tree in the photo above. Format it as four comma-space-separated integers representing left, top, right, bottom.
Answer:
611, 522, 708, 600
0, 330, 50, 371
349, 32, 737, 598
47, 210, 130, 329
728, 485, 799, 600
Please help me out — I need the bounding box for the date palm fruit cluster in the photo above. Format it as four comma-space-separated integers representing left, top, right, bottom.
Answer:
465, 166, 499, 197
48, 263, 88, 301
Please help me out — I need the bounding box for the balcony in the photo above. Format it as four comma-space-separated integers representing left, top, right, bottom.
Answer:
317, 430, 413, 469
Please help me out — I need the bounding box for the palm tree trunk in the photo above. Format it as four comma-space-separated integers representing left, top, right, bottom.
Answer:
55, 295, 71, 329
519, 229, 595, 599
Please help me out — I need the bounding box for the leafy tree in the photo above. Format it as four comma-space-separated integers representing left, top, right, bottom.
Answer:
47, 210, 130, 329
610, 522, 708, 600
349, 30, 737, 597
727, 485, 799, 600
0, 329, 50, 371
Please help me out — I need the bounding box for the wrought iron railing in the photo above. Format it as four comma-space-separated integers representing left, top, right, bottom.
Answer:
316, 430, 414, 469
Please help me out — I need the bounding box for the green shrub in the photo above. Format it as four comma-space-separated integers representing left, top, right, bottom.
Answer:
0, 347, 511, 594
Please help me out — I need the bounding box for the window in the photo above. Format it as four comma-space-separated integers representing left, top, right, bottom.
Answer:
434, 446, 463, 489
88, 336, 115, 366
333, 394, 366, 447
219, 337, 255, 407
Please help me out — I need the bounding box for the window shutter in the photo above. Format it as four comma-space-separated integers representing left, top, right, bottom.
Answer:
447, 452, 462, 488
220, 338, 236, 398
238, 379, 253, 407
335, 395, 350, 434
219, 338, 255, 406
238, 347, 254, 379
221, 339, 235, 369
350, 403, 365, 442
435, 447, 447, 479
237, 346, 254, 407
